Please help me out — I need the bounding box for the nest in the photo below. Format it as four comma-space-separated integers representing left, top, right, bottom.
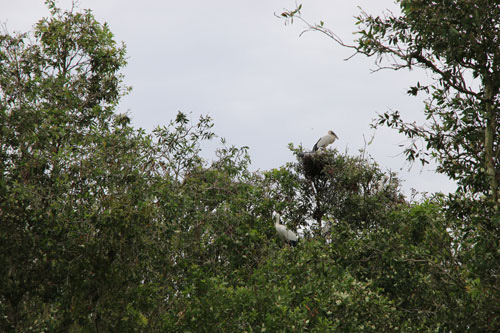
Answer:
300, 151, 328, 179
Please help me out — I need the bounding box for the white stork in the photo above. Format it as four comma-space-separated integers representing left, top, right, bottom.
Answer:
274, 213, 298, 246
313, 130, 338, 151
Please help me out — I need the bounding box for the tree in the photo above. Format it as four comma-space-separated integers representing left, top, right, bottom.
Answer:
0, 4, 281, 330
282, 1, 500, 210
0, 2, 156, 331
264, 146, 404, 237
281, 1, 500, 330
5, 1, 499, 331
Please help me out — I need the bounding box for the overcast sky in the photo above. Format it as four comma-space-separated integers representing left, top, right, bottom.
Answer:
3, 0, 457, 196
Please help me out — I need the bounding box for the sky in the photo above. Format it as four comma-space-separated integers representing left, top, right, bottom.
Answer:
2, 0, 457, 196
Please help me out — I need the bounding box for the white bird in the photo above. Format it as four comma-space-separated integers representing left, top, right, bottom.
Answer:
313, 130, 339, 151
375, 175, 390, 193
274, 213, 298, 246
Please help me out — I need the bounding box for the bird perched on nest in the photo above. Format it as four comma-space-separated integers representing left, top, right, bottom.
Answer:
313, 130, 338, 151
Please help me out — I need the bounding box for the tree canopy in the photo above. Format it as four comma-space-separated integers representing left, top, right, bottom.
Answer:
1, 1, 499, 331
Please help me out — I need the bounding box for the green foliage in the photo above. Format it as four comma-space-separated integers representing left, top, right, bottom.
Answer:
282, 1, 500, 204
334, 200, 467, 330
264, 146, 403, 236
280, 1, 500, 330
354, 0, 500, 209
2, 2, 499, 332
0, 2, 143, 331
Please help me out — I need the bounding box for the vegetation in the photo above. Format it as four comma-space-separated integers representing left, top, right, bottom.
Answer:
1, 1, 498, 331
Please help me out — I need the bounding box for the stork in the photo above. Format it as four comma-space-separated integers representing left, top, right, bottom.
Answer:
274, 213, 298, 246
313, 130, 338, 151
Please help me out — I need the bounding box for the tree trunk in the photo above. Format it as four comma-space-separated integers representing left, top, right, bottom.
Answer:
484, 84, 498, 210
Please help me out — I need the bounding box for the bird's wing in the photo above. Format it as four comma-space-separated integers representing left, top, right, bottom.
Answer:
286, 229, 298, 241
312, 138, 321, 151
